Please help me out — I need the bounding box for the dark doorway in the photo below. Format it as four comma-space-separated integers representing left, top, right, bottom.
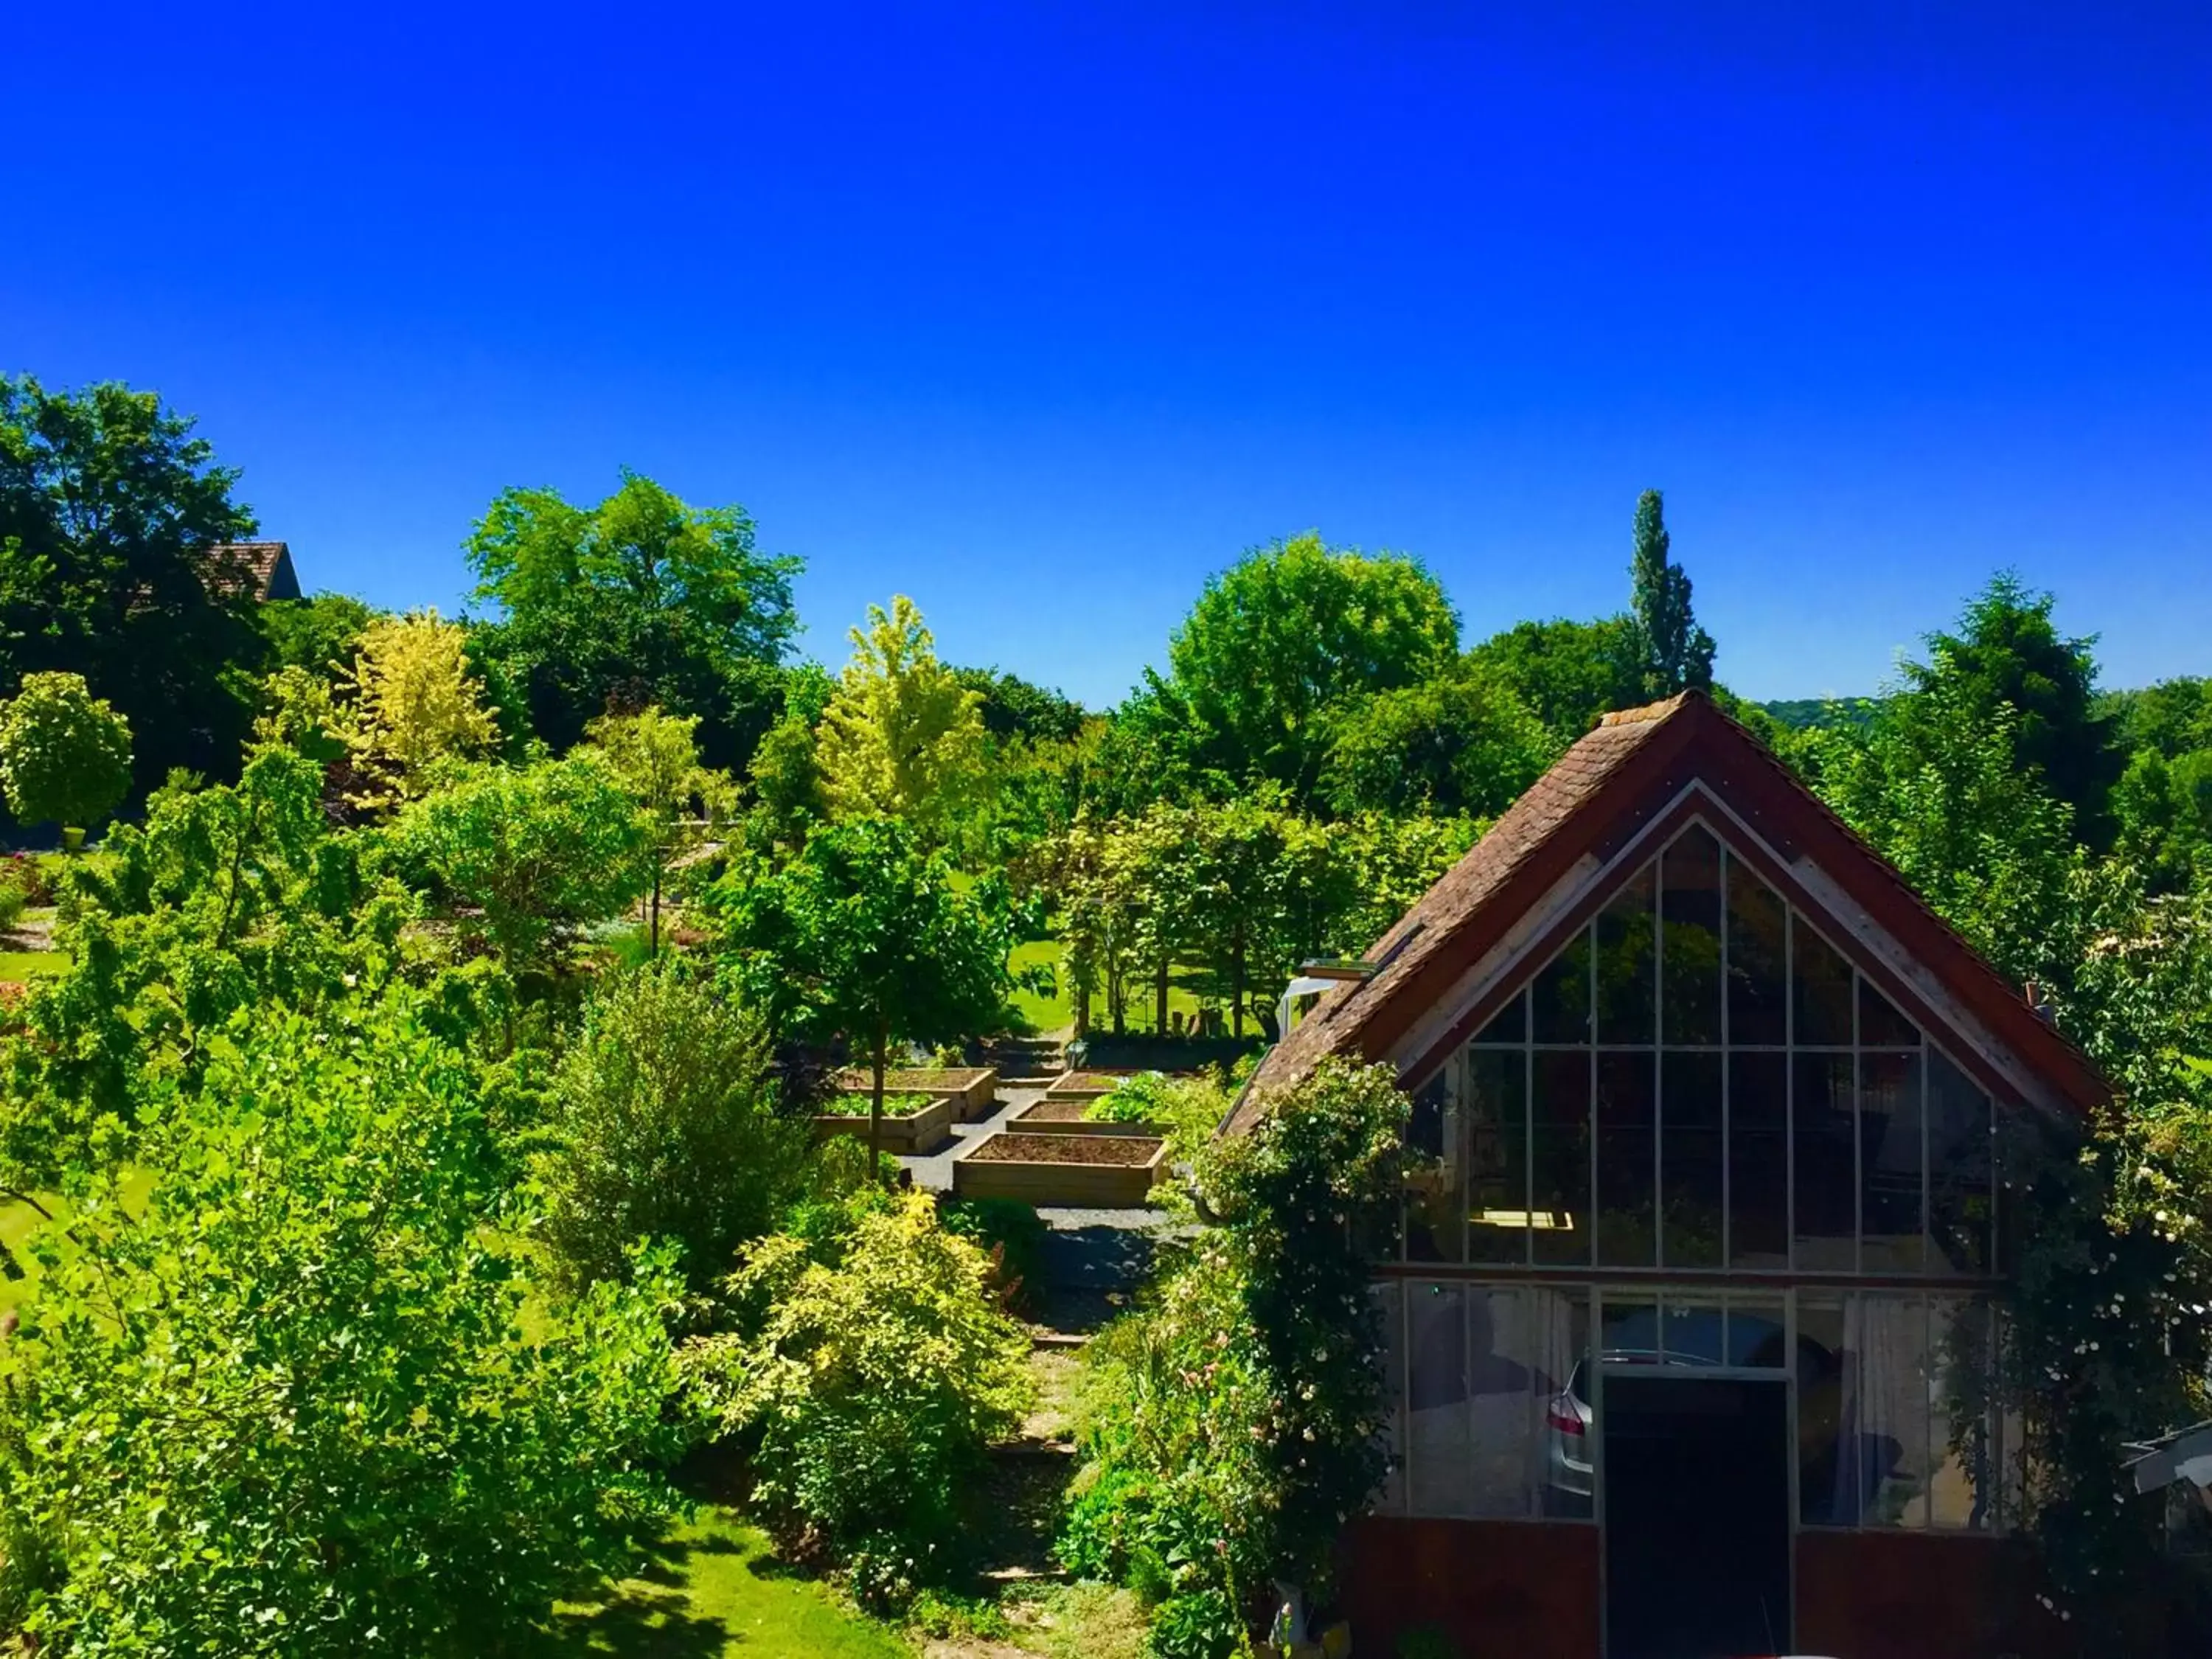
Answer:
1603, 1374, 1790, 1659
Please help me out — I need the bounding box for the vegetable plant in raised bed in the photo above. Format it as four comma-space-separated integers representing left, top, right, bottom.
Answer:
830, 1065, 999, 1121
812, 1091, 955, 1154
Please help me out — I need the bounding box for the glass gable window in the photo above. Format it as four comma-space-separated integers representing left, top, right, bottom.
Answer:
1406, 824, 2000, 1277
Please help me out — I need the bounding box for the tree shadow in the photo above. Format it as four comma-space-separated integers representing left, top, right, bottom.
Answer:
538, 1532, 734, 1658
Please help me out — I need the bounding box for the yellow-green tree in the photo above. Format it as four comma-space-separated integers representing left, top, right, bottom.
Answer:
338, 611, 498, 808
815, 595, 990, 841
586, 705, 732, 953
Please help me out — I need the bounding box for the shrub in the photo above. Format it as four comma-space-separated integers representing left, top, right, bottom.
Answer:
0, 1004, 688, 1655
1060, 1059, 1408, 1654
1085, 1070, 1231, 1159
538, 961, 810, 1293
682, 1189, 1033, 1605
0, 672, 133, 835
940, 1196, 1050, 1317
0, 877, 24, 933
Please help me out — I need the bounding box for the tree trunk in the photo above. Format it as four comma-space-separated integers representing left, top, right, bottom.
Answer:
1074, 973, 1090, 1039
869, 1026, 888, 1175
649, 863, 662, 957
1231, 925, 1245, 1038
1155, 958, 1169, 1034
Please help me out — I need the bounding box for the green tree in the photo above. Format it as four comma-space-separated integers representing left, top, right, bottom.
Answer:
1318, 661, 1553, 818
0, 1004, 687, 1655
1908, 574, 2123, 846
1164, 533, 1460, 803
713, 818, 1015, 1164
815, 596, 992, 841
1467, 615, 1649, 745
951, 665, 1087, 743
587, 704, 731, 953
745, 712, 830, 854
0, 376, 261, 794
465, 471, 801, 771
2112, 745, 2212, 893
1625, 489, 1715, 697
391, 754, 650, 976
0, 672, 133, 842
538, 961, 807, 1293
256, 590, 379, 674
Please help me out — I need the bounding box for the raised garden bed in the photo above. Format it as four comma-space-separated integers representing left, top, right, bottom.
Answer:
811, 1091, 956, 1154
832, 1065, 999, 1121
1008, 1099, 1166, 1138
953, 1130, 1167, 1207
1042, 1070, 1125, 1101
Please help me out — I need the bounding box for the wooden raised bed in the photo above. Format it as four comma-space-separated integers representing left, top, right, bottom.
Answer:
1008, 1098, 1166, 1138
1043, 1070, 1124, 1101
832, 1066, 999, 1121
953, 1130, 1167, 1207
812, 1093, 956, 1154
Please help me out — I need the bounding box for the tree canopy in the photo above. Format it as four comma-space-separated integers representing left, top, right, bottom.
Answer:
0, 672, 133, 836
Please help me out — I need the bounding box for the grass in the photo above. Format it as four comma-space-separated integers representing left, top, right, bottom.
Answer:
549, 1509, 909, 1658
0, 1170, 159, 1314
0, 949, 66, 981
1006, 936, 1222, 1040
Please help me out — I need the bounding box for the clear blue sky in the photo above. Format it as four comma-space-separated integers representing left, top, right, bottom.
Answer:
12, 2, 2209, 708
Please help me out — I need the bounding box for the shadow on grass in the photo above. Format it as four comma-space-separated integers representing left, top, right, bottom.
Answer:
540, 1531, 733, 1659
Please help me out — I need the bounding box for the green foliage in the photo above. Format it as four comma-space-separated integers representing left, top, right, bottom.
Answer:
2112, 745, 2212, 893
1164, 533, 1460, 804
1, 747, 415, 1180
0, 671, 133, 832
466, 470, 801, 772
748, 712, 830, 853
712, 817, 1017, 1161
0, 375, 261, 794
938, 1196, 1050, 1318
392, 753, 650, 975
1318, 661, 1553, 818
338, 609, 502, 807
538, 961, 809, 1294
586, 703, 734, 952
1061, 1060, 1408, 1653
0, 1004, 689, 1655
681, 1189, 1033, 1605
953, 665, 1088, 744
815, 596, 993, 842
1466, 615, 1647, 745
1908, 572, 2122, 847
1756, 695, 1882, 732
1624, 488, 1715, 696
256, 590, 379, 674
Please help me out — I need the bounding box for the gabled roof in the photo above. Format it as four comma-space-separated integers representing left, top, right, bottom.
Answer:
200, 540, 302, 602
1230, 689, 2107, 1133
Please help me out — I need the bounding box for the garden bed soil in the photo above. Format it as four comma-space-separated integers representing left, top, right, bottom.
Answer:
1009, 1100, 1167, 1138
1042, 1070, 1125, 1100
954, 1130, 1167, 1208
831, 1065, 999, 1121
810, 1093, 956, 1154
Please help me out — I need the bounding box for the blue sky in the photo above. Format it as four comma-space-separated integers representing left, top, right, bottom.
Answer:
12, 2, 2209, 707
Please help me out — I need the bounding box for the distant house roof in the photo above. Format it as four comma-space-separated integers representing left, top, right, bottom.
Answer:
200, 541, 302, 603
1229, 689, 2107, 1135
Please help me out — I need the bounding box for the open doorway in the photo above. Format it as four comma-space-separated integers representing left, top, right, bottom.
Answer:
1602, 1374, 1790, 1659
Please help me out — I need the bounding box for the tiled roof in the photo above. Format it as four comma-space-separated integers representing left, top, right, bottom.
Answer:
199, 541, 301, 602
1228, 689, 2104, 1133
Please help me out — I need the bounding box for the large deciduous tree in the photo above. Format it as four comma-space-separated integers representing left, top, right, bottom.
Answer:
1319, 660, 1554, 818
1164, 533, 1460, 804
0, 376, 262, 794
713, 818, 1015, 1164
338, 611, 501, 807
1467, 616, 1651, 745
465, 471, 801, 771
815, 596, 992, 841
0, 671, 133, 841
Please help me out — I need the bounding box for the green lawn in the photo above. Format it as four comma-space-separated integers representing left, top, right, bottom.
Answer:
0, 1171, 157, 1314
0, 950, 66, 981
549, 1510, 908, 1658
1007, 936, 1222, 1040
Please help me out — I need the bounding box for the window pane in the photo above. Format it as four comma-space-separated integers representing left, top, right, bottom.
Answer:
1596, 1051, 1656, 1267
1927, 1048, 1994, 1276
1601, 1297, 1662, 1363
1596, 864, 1656, 1044
1468, 1289, 1537, 1517
1375, 1282, 1406, 1514
1466, 1049, 1528, 1265
1793, 919, 1854, 1046
1407, 1283, 1470, 1516
1726, 1297, 1789, 1368
1660, 1299, 1727, 1366
1798, 1298, 1851, 1524
1861, 1051, 1926, 1273
1534, 1289, 1593, 1519
1729, 1052, 1790, 1269
1661, 1051, 1724, 1268
1859, 975, 1920, 1047
1405, 1066, 1464, 1263
1532, 928, 1592, 1044
1793, 1054, 1857, 1271
1531, 1052, 1592, 1265
1726, 858, 1788, 1045
1847, 1295, 1934, 1529
1922, 1299, 1996, 1531
1472, 988, 1526, 1046
1660, 828, 1724, 1046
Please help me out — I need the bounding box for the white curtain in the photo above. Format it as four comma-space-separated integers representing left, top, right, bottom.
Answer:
1834, 1293, 1932, 1526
